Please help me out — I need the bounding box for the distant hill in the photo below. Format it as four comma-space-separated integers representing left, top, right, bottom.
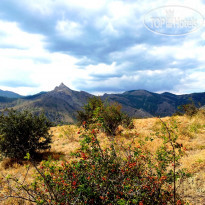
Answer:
0, 84, 205, 124
103, 90, 205, 117
0, 96, 17, 103
0, 89, 22, 98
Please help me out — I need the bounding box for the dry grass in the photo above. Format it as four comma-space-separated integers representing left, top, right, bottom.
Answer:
131, 114, 205, 205
0, 112, 205, 204
50, 125, 81, 158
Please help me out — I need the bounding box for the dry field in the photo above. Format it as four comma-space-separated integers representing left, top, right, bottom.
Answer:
0, 112, 204, 204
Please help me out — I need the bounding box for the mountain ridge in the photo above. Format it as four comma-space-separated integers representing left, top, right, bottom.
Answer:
0, 89, 23, 98
0, 84, 205, 124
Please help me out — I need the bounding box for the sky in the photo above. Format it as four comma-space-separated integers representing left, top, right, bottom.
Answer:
0, 0, 205, 96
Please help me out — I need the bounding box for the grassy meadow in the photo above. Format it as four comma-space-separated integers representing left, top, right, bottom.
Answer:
0, 112, 204, 204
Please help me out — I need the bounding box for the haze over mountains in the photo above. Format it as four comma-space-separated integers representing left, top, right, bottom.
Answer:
0, 83, 205, 124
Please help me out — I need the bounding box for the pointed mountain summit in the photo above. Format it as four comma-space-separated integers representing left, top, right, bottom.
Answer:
1, 83, 93, 124
57, 83, 69, 89
54, 83, 73, 94
1, 83, 205, 124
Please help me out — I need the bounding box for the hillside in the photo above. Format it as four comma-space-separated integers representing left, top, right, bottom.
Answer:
0, 89, 22, 98
103, 90, 205, 117
0, 84, 205, 124
0, 84, 93, 124
0, 113, 204, 204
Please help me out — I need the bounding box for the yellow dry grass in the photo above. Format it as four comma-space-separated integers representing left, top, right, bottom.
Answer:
131, 114, 205, 205
0, 111, 204, 204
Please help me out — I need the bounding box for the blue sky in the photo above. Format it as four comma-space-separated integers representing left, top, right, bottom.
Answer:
0, 0, 205, 95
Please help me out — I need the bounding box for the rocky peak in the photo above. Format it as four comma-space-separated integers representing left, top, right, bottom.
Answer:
53, 83, 73, 95
59, 82, 67, 89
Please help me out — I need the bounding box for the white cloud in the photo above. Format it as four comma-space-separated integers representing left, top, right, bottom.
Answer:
0, 0, 205, 95
56, 20, 82, 39
85, 62, 117, 75
0, 20, 44, 49
0, 20, 84, 95
148, 39, 205, 62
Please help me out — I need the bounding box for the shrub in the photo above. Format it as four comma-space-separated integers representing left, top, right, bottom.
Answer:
121, 113, 134, 129
76, 96, 104, 128
176, 100, 199, 117
101, 103, 131, 135
77, 97, 133, 136
3, 121, 187, 204
0, 109, 52, 159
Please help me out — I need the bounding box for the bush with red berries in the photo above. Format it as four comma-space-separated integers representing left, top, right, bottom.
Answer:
1, 113, 189, 205
3, 119, 188, 205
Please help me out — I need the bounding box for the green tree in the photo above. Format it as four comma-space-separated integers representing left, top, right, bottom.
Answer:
101, 103, 124, 135
0, 109, 52, 159
76, 96, 104, 127
177, 99, 199, 117
77, 97, 133, 135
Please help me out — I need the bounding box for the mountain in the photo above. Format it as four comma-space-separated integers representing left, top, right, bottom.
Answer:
0, 84, 205, 124
0, 89, 22, 98
0, 83, 93, 124
103, 90, 205, 117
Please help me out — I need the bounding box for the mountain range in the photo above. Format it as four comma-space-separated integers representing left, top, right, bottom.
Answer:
0, 89, 22, 98
0, 83, 205, 124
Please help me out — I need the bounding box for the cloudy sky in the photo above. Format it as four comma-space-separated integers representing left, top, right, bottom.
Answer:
0, 0, 205, 95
